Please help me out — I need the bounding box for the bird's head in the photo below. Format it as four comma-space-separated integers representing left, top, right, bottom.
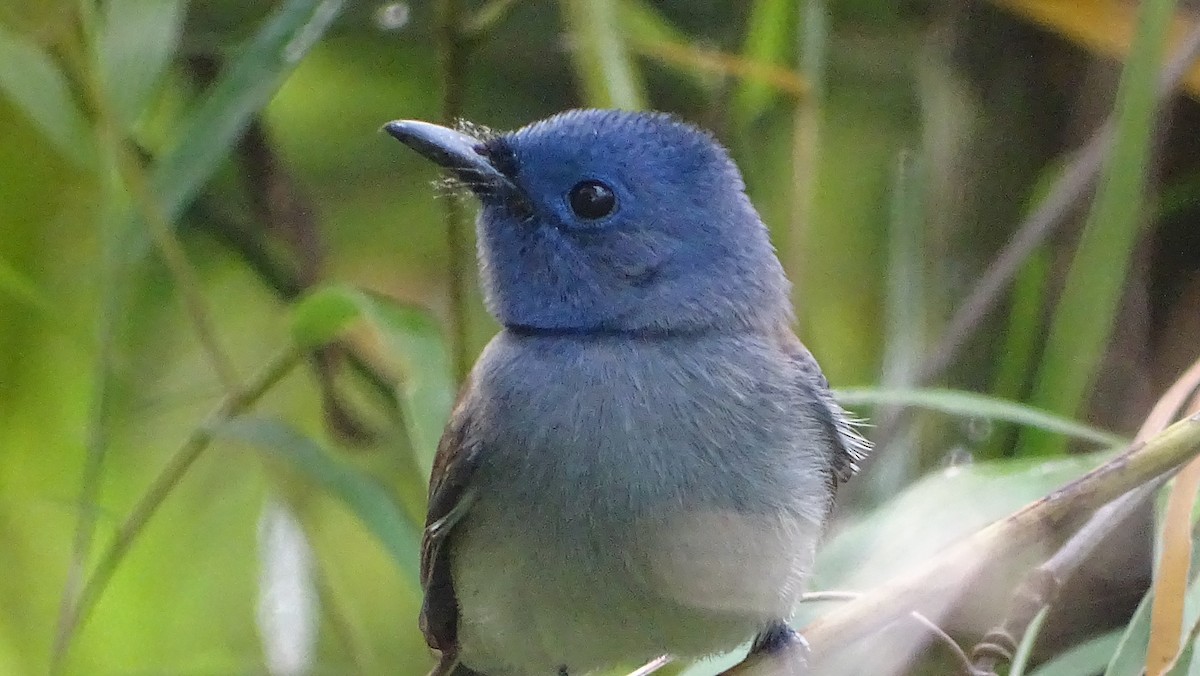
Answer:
385, 109, 790, 334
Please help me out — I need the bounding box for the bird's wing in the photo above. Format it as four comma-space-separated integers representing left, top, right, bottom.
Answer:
779, 330, 872, 485
419, 383, 483, 660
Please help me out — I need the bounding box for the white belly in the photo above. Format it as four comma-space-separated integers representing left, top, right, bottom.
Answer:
452, 495, 819, 675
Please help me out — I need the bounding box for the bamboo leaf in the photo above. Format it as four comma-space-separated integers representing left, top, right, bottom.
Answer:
1147, 457, 1200, 675
137, 0, 345, 245
559, 0, 647, 109
1028, 630, 1122, 676
1023, 0, 1179, 456
834, 387, 1128, 447
732, 0, 795, 121
814, 450, 1110, 592
291, 285, 454, 479
619, 0, 807, 97
0, 24, 94, 167
95, 0, 187, 129
214, 416, 421, 583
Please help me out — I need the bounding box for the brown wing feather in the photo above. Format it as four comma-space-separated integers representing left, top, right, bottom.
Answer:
419, 378, 483, 660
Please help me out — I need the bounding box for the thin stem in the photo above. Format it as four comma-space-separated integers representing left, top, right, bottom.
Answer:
51, 348, 304, 672
788, 0, 826, 326
625, 654, 672, 676
436, 0, 472, 385
116, 142, 244, 393
800, 591, 982, 676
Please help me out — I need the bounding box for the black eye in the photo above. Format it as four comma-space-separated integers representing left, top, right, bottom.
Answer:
568, 180, 617, 220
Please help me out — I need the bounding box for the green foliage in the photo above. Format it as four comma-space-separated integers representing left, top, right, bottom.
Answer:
95, 0, 187, 130
835, 387, 1127, 447
559, 0, 647, 109
292, 284, 454, 478
0, 0, 1195, 674
732, 0, 796, 121
214, 416, 421, 582
0, 23, 94, 167
1022, 0, 1180, 456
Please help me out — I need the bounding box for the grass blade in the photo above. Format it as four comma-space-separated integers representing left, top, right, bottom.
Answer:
1148, 453, 1200, 675
834, 387, 1127, 447
0, 24, 94, 167
732, 0, 795, 122
95, 0, 187, 129
144, 0, 345, 234
215, 417, 421, 583
559, 0, 647, 109
1028, 630, 1122, 676
1023, 0, 1180, 456
292, 285, 454, 479
1010, 605, 1051, 676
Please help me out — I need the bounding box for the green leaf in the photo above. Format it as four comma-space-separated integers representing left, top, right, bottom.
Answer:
212, 416, 420, 583
291, 285, 454, 479
618, 0, 691, 45
129, 0, 344, 249
1023, 0, 1179, 456
0, 24, 94, 167
96, 0, 188, 129
1027, 630, 1121, 676
1011, 605, 1051, 676
833, 387, 1127, 447
559, 0, 647, 109
812, 450, 1109, 593
0, 256, 53, 317
732, 0, 795, 121
289, 286, 363, 348
1106, 591, 1155, 675
1105, 518, 1200, 676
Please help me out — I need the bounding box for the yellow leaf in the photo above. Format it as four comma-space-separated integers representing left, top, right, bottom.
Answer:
991, 0, 1200, 98
1146, 389, 1200, 676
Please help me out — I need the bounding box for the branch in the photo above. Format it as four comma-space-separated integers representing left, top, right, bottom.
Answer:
970, 355, 1200, 674
799, 410, 1200, 667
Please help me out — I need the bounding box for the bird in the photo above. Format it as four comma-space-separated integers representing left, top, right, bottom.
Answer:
383, 109, 870, 676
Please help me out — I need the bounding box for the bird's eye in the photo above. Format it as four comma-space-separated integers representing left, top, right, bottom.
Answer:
567, 180, 617, 220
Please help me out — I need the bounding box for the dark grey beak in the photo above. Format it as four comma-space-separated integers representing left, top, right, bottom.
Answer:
383, 120, 516, 195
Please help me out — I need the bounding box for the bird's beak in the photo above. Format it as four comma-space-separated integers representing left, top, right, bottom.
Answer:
383, 120, 517, 196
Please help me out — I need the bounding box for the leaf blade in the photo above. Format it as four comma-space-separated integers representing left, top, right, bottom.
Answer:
1023, 0, 1180, 456
559, 0, 647, 109
291, 285, 454, 479
834, 387, 1128, 447
214, 416, 421, 583
95, 0, 187, 129
0, 24, 94, 167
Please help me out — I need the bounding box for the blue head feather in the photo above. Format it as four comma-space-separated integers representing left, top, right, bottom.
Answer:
467, 109, 791, 334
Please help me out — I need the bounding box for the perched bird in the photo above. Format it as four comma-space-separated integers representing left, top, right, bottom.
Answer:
384, 109, 869, 676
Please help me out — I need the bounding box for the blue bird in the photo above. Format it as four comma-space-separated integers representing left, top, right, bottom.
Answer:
384, 109, 870, 676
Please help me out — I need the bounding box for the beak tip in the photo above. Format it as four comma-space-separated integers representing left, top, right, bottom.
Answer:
381, 119, 411, 141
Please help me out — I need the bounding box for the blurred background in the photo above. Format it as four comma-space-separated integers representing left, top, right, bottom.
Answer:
2, 0, 1199, 674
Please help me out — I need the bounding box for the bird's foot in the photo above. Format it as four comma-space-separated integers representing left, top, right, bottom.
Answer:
718, 622, 808, 676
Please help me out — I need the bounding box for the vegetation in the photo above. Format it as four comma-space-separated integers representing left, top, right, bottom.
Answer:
1, 0, 1199, 674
